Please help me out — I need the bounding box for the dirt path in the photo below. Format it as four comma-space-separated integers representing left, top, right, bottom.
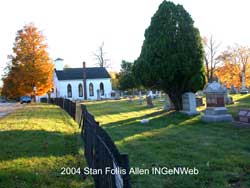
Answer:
0, 103, 24, 118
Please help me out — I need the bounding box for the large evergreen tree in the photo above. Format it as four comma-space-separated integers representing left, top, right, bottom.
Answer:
133, 1, 206, 110
2, 23, 54, 99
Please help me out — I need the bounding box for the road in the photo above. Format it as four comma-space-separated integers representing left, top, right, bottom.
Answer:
0, 102, 24, 118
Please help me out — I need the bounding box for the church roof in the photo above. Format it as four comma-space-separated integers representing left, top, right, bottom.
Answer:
55, 67, 111, 80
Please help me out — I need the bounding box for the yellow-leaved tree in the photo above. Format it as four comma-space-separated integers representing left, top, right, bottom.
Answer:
215, 44, 250, 89
2, 23, 54, 99
215, 61, 242, 88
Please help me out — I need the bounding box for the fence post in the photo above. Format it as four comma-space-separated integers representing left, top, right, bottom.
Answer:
73, 102, 75, 119
120, 154, 131, 188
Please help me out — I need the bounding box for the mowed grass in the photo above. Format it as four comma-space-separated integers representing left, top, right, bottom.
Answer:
84, 94, 250, 188
0, 104, 92, 188
1, 95, 250, 188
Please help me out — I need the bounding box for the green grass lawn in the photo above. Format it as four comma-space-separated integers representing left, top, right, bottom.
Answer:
0, 104, 92, 188
84, 94, 250, 188
1, 94, 250, 188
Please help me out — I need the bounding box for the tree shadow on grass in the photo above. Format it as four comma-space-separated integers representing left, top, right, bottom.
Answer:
102, 106, 250, 150
102, 110, 197, 142
85, 99, 163, 117
0, 169, 93, 188
0, 124, 90, 187
0, 130, 80, 162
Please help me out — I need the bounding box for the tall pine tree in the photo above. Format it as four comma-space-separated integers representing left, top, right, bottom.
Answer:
133, 1, 206, 110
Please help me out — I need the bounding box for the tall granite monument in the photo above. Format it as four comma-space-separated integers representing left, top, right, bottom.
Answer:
240, 72, 248, 94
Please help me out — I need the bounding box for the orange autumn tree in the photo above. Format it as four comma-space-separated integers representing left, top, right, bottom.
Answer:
2, 23, 54, 99
215, 61, 241, 88
215, 45, 250, 89
2, 63, 22, 98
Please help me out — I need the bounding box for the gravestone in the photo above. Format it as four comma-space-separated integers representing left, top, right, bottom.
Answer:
201, 82, 233, 122
238, 110, 250, 123
97, 89, 101, 101
196, 97, 204, 107
240, 72, 248, 94
148, 90, 153, 98
223, 87, 234, 105
111, 91, 116, 98
158, 91, 162, 99
120, 91, 124, 97
180, 92, 199, 116
146, 96, 154, 108
115, 91, 120, 100
196, 90, 205, 97
163, 94, 175, 111
230, 85, 237, 94
155, 91, 159, 98
138, 91, 144, 104
233, 109, 250, 128
155, 91, 161, 99
226, 96, 234, 105
163, 94, 171, 111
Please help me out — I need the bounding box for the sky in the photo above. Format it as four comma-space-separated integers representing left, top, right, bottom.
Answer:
1, 0, 250, 86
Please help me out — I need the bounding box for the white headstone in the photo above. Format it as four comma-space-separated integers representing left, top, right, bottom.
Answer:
148, 90, 153, 97
241, 72, 248, 94
181, 92, 199, 116
97, 89, 101, 101
159, 91, 162, 99
115, 91, 120, 100
163, 94, 171, 111
138, 91, 143, 104
139, 91, 142, 97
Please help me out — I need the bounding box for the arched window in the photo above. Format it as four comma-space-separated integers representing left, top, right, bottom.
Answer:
89, 83, 94, 96
100, 82, 104, 96
78, 84, 83, 97
67, 84, 72, 98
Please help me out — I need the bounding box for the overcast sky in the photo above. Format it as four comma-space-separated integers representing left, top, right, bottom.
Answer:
1, 0, 250, 86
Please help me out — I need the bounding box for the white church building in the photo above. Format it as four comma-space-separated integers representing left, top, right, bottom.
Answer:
50, 58, 112, 100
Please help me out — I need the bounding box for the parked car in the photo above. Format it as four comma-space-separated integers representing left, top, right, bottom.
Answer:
20, 96, 31, 104
0, 96, 6, 103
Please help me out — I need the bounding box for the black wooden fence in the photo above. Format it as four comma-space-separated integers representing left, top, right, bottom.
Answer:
46, 98, 131, 188
41, 98, 76, 120
79, 104, 131, 188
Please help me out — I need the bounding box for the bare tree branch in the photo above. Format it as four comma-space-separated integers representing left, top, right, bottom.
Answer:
203, 35, 221, 83
92, 42, 110, 68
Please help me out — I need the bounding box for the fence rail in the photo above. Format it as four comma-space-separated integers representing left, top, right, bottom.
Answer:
41, 98, 76, 120
46, 98, 131, 188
